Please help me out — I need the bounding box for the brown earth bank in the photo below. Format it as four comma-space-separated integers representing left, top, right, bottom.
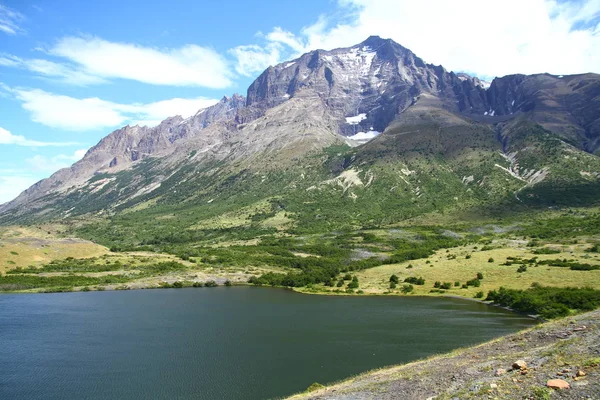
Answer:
287, 310, 600, 400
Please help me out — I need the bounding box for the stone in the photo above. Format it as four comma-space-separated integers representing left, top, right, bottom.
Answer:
512, 360, 527, 370
495, 368, 507, 376
576, 370, 586, 377
547, 379, 570, 390
490, 383, 498, 389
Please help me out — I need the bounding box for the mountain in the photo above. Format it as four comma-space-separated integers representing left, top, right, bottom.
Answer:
1, 36, 599, 233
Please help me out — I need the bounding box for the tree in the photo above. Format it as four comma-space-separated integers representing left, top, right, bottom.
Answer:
389, 274, 399, 284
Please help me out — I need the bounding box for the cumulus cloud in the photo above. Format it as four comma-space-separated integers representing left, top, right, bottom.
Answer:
0, 126, 79, 147
237, 0, 600, 78
0, 4, 24, 35
12, 88, 219, 130
45, 36, 234, 88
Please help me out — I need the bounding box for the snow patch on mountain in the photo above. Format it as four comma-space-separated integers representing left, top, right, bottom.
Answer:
346, 114, 367, 125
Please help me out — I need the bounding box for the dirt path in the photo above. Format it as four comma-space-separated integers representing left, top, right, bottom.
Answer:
288, 310, 600, 399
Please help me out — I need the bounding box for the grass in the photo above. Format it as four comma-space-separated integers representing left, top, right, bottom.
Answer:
349, 240, 600, 297
0, 226, 108, 274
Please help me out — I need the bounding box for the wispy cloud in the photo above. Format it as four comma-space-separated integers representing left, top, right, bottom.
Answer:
229, 43, 283, 76
0, 4, 24, 35
26, 149, 88, 172
0, 126, 79, 147
233, 0, 600, 78
10, 87, 219, 131
0, 54, 106, 86
46, 36, 234, 88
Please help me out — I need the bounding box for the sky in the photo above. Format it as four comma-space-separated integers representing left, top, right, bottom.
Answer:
0, 0, 599, 204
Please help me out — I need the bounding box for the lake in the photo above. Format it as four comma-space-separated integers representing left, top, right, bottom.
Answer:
0, 287, 536, 399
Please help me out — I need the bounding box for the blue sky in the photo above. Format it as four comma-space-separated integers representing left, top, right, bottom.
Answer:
1, 0, 599, 204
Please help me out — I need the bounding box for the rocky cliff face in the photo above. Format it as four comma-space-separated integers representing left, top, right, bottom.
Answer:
240, 36, 489, 138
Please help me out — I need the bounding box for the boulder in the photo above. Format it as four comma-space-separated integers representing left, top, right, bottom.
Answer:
512, 360, 527, 370
547, 379, 570, 390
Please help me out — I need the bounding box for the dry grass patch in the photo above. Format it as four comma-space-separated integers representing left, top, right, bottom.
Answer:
354, 241, 600, 297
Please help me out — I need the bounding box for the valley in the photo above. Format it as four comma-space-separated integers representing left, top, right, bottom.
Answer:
1, 34, 600, 398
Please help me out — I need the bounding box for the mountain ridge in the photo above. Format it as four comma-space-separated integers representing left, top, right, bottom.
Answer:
1, 36, 599, 223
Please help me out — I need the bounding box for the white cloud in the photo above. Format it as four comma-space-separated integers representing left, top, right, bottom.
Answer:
0, 54, 106, 86
45, 36, 234, 88
229, 43, 283, 76
244, 0, 600, 78
0, 175, 39, 205
0, 126, 79, 147
26, 149, 88, 172
0, 4, 24, 35
12, 88, 219, 130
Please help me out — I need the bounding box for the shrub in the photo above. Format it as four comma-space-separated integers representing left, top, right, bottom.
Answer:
404, 276, 425, 285
224, 280, 232, 287
474, 291, 484, 298
347, 276, 359, 289
406, 264, 413, 269
587, 244, 599, 253
401, 284, 414, 294
466, 278, 481, 287
336, 279, 344, 287
193, 282, 204, 287
517, 265, 528, 273
172, 281, 184, 288
343, 273, 352, 281
204, 280, 218, 287
466, 254, 472, 259
476, 272, 484, 280
440, 282, 452, 290
306, 383, 325, 392
533, 248, 561, 255
390, 281, 397, 289
454, 281, 460, 287
485, 286, 600, 319
389, 274, 399, 284
434, 281, 441, 288
488, 258, 494, 263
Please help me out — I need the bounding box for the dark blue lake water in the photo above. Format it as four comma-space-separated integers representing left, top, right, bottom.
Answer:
0, 287, 536, 399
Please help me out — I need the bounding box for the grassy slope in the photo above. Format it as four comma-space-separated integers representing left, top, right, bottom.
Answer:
0, 225, 107, 274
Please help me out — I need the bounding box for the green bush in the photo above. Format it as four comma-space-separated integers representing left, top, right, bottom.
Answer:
389, 274, 399, 284
474, 291, 484, 298
347, 276, 359, 289
476, 272, 484, 280
404, 276, 425, 285
486, 286, 600, 319
454, 281, 460, 287
204, 280, 218, 287
440, 282, 452, 290
224, 280, 233, 286
390, 281, 397, 289
533, 248, 561, 255
488, 258, 494, 263
517, 265, 528, 273
466, 278, 481, 287
401, 284, 414, 294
